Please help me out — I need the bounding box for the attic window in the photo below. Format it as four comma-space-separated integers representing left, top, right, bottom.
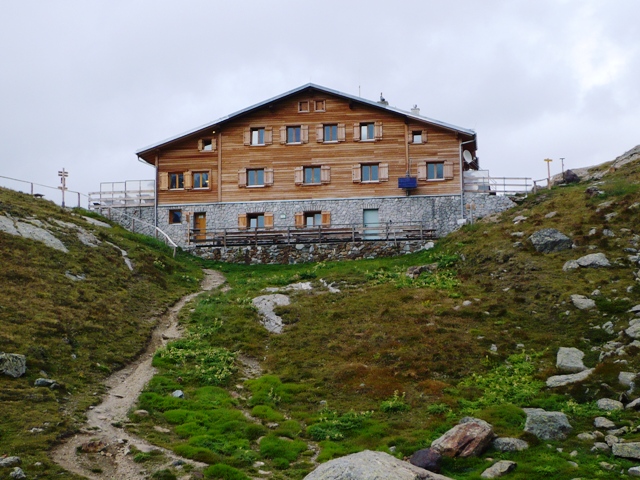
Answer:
412, 131, 423, 144
201, 139, 213, 151
314, 100, 326, 112
298, 101, 309, 113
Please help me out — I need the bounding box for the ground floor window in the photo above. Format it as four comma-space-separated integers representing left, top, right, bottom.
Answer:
169, 209, 182, 224
248, 213, 265, 229
305, 211, 322, 227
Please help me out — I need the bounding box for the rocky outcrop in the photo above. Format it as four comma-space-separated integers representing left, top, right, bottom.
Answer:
252, 294, 290, 334
546, 368, 594, 388
528, 229, 572, 253
0, 353, 27, 378
556, 347, 587, 373
612, 442, 640, 460
303, 450, 452, 480
430, 418, 494, 458
523, 408, 572, 440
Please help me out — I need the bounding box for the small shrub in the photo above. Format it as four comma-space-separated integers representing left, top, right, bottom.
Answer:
272, 457, 290, 469
380, 391, 410, 413
307, 409, 373, 441
251, 405, 285, 422
204, 463, 250, 480
426, 403, 451, 415
259, 434, 308, 462
152, 470, 177, 480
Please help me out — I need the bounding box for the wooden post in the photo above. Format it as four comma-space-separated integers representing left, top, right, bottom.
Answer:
544, 158, 553, 189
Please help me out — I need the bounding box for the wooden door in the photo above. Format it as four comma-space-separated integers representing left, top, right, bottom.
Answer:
194, 212, 206, 241
363, 209, 379, 240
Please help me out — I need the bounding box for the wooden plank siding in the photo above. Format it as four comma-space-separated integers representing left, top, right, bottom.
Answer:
154, 91, 464, 206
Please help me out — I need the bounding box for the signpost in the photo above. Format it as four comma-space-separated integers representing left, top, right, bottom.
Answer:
58, 168, 68, 207
544, 158, 553, 189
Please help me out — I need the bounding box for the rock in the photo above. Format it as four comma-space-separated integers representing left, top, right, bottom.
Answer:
303, 450, 452, 480
133, 409, 149, 416
0, 353, 27, 378
563, 170, 580, 184
523, 408, 572, 440
629, 304, 640, 314
406, 263, 438, 279
172, 390, 184, 398
252, 294, 290, 334
577, 432, 595, 441
602, 321, 615, 334
592, 442, 610, 453
597, 398, 624, 411
528, 228, 573, 253
605, 434, 621, 446
594, 417, 616, 429
512, 216, 527, 224
546, 368, 594, 387
626, 398, 640, 410
82, 216, 111, 228
627, 322, 640, 339
570, 295, 596, 310
576, 253, 611, 268
544, 211, 557, 218
619, 372, 637, 387
480, 460, 517, 479
629, 466, 640, 477
80, 440, 107, 453
154, 426, 171, 433
585, 186, 605, 197
613, 442, 640, 460
430, 417, 494, 458
0, 457, 21, 467
15, 221, 69, 252
563, 260, 580, 271
10, 467, 26, 479
491, 437, 529, 452
556, 347, 587, 373
34, 378, 58, 388
409, 448, 442, 473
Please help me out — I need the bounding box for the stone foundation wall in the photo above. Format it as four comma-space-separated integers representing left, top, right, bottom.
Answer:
96, 206, 157, 237
193, 239, 435, 265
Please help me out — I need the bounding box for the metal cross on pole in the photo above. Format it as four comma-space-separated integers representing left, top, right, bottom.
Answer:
58, 168, 69, 207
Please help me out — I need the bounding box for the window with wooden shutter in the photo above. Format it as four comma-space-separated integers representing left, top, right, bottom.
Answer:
264, 127, 273, 145
374, 121, 383, 140
444, 161, 454, 180
321, 211, 331, 227
422, 129, 428, 143
352, 164, 361, 183
159, 172, 169, 191
337, 124, 346, 142
238, 168, 247, 188
184, 171, 193, 190
353, 123, 361, 142
294, 212, 304, 228
316, 124, 323, 143
264, 168, 274, 186
238, 213, 247, 230
264, 212, 274, 229
321, 165, 331, 184
379, 163, 389, 182
301, 125, 309, 144
243, 128, 251, 146
294, 166, 304, 185
279, 126, 287, 144
417, 162, 427, 181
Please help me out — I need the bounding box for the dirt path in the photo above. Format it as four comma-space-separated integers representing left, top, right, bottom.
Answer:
50, 269, 226, 480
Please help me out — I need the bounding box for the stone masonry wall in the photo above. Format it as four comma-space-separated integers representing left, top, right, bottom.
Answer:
96, 206, 156, 237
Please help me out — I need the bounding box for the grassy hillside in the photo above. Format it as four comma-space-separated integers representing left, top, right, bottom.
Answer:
128, 155, 640, 479
0, 188, 203, 478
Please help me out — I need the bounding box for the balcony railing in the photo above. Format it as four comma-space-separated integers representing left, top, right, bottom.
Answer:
464, 172, 532, 196
188, 222, 436, 247
88, 180, 155, 209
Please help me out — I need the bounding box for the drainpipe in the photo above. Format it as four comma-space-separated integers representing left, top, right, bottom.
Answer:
459, 138, 476, 222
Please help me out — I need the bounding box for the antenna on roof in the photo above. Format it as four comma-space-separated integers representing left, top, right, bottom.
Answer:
358, 85, 361, 97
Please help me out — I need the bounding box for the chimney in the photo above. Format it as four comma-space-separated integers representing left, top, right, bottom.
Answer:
411, 104, 420, 115
378, 92, 388, 106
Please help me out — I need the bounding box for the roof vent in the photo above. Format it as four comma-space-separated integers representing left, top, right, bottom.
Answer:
378, 92, 389, 106
411, 104, 420, 115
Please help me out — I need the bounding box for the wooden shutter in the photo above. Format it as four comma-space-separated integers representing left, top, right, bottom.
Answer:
264, 168, 274, 186
197, 139, 204, 150
280, 126, 287, 144
294, 166, 304, 185
352, 164, 361, 183
238, 213, 247, 230
379, 163, 389, 182
422, 129, 428, 143
316, 124, 323, 142
321, 165, 331, 184
238, 168, 247, 187
243, 128, 251, 146
321, 211, 331, 227
337, 124, 346, 142
301, 125, 309, 144
444, 161, 454, 180
265, 127, 273, 145
294, 212, 305, 228
375, 121, 383, 141
417, 162, 427, 181
159, 172, 169, 191
184, 171, 193, 190
205, 169, 213, 190
264, 212, 274, 229
353, 123, 360, 142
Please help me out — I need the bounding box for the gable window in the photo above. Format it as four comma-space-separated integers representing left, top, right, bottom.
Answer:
287, 126, 301, 144
298, 101, 309, 113
251, 128, 265, 145
170, 173, 184, 189
193, 172, 209, 189
199, 138, 214, 151
304, 166, 321, 184
412, 131, 423, 144
169, 209, 182, 224
248, 169, 264, 186
314, 100, 326, 112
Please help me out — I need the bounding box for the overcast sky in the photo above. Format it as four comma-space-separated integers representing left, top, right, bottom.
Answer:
1, 0, 638, 206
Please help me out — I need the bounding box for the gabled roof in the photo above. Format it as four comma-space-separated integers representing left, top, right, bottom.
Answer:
136, 83, 476, 162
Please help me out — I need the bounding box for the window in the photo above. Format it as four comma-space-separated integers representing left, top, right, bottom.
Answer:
361, 164, 379, 182
295, 211, 330, 228
193, 172, 209, 189
360, 123, 375, 141
247, 169, 265, 186
304, 166, 321, 184
298, 101, 309, 113
170, 173, 184, 189
169, 209, 182, 224
249, 213, 264, 229
200, 138, 213, 151
287, 126, 301, 144
314, 100, 325, 112
412, 131, 423, 144
251, 128, 265, 145
324, 124, 338, 142
305, 212, 322, 227
428, 162, 444, 180
417, 160, 453, 181
239, 212, 274, 230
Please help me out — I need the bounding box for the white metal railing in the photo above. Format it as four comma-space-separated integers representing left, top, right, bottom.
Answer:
464, 174, 532, 196
0, 174, 87, 207
88, 180, 155, 209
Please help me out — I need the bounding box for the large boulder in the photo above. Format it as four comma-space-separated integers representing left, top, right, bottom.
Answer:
480, 460, 517, 479
556, 347, 587, 373
523, 408, 572, 440
612, 442, 640, 460
570, 295, 596, 310
528, 229, 573, 253
409, 448, 442, 473
303, 450, 452, 480
626, 319, 640, 339
597, 398, 624, 411
576, 253, 611, 268
0, 353, 27, 378
546, 368, 594, 388
430, 417, 494, 458
563, 170, 580, 184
